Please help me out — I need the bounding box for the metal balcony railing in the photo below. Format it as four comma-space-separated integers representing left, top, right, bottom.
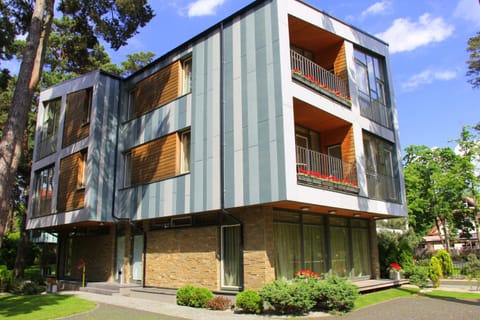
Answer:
290, 49, 350, 100
296, 146, 357, 188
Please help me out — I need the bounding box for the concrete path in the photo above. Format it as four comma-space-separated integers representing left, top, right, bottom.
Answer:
58, 286, 480, 320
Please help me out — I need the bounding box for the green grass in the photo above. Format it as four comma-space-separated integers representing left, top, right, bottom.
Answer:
354, 287, 480, 310
354, 287, 419, 310
0, 294, 95, 320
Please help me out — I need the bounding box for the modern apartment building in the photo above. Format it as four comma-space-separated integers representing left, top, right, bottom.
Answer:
27, 0, 407, 291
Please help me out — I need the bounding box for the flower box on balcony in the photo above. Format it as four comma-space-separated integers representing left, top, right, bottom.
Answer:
292, 72, 352, 107
297, 173, 359, 194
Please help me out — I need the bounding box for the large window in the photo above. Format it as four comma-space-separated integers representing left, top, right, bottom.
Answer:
32, 166, 55, 217
273, 211, 371, 280
354, 49, 391, 128
221, 225, 241, 288
37, 98, 61, 159
63, 88, 92, 148
363, 132, 398, 202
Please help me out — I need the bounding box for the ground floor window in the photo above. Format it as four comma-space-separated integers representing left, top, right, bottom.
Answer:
274, 210, 371, 280
221, 225, 241, 288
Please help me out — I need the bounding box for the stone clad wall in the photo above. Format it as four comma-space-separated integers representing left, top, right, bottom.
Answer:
241, 207, 275, 290
145, 226, 219, 290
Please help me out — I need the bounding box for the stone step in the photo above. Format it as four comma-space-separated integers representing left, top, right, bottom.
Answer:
80, 286, 119, 296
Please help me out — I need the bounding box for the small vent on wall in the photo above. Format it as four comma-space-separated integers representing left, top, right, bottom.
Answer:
171, 216, 192, 228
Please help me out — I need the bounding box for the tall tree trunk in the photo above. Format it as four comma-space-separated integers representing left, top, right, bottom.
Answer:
13, 207, 28, 279
435, 216, 446, 250
0, 0, 54, 248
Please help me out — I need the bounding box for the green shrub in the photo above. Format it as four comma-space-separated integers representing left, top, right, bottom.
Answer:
235, 290, 263, 314
0, 265, 13, 292
461, 254, 480, 278
428, 256, 443, 288
312, 276, 358, 313
11, 280, 46, 295
176, 285, 214, 308
260, 279, 315, 315
435, 249, 454, 277
205, 296, 232, 310
403, 265, 428, 288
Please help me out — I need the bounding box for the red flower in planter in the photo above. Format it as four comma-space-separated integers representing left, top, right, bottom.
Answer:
389, 262, 402, 271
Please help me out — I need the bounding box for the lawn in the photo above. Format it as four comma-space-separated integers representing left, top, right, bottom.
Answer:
0, 294, 95, 320
355, 287, 480, 310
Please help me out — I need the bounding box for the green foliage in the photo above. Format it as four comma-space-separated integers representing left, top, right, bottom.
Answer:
403, 265, 428, 288
377, 230, 419, 278
461, 254, 480, 278
0, 265, 14, 292
428, 256, 443, 288
235, 290, 263, 314
260, 279, 315, 315
176, 285, 214, 308
466, 31, 480, 89
434, 249, 454, 277
312, 276, 359, 313
403, 145, 471, 239
10, 280, 46, 295
205, 296, 232, 311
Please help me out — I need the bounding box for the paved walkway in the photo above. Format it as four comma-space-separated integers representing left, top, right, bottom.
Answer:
58, 285, 480, 320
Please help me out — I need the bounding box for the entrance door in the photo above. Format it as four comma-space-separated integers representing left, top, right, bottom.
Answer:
132, 234, 143, 283
221, 225, 241, 289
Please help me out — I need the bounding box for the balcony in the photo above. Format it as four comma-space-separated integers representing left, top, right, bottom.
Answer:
291, 50, 351, 106
296, 146, 359, 194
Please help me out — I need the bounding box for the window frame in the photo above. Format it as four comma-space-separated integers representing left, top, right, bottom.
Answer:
182, 56, 192, 95
32, 165, 55, 217
77, 150, 88, 189
180, 130, 191, 174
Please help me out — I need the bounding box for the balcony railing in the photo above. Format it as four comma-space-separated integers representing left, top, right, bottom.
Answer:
358, 91, 392, 128
290, 50, 350, 101
296, 146, 358, 193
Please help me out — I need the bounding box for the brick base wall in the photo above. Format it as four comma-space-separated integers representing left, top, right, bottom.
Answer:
240, 207, 275, 290
145, 226, 219, 290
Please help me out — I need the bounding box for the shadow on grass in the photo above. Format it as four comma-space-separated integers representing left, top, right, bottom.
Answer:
420, 291, 480, 307
0, 294, 74, 318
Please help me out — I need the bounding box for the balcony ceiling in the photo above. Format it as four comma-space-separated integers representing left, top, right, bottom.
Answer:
294, 98, 349, 133
288, 15, 342, 52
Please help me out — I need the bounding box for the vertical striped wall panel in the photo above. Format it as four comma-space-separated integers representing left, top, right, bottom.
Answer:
88, 74, 120, 221
223, 1, 286, 208
189, 31, 222, 212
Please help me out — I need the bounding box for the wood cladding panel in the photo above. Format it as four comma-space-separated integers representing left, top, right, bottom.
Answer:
130, 133, 178, 185
334, 43, 349, 95
133, 61, 181, 117
62, 89, 91, 148
57, 151, 85, 212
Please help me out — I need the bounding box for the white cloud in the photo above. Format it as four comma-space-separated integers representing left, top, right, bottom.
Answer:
376, 14, 454, 53
454, 0, 480, 27
361, 1, 391, 18
402, 69, 457, 91
187, 0, 225, 17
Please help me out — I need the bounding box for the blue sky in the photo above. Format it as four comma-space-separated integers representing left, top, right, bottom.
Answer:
106, 0, 480, 152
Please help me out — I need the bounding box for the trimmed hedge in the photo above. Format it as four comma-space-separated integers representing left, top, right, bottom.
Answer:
235, 290, 263, 314
176, 285, 214, 308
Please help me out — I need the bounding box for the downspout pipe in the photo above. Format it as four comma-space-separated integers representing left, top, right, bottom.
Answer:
110, 79, 146, 287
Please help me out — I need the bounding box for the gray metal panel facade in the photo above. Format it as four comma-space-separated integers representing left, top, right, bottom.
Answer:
223, 1, 286, 208
88, 73, 120, 221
